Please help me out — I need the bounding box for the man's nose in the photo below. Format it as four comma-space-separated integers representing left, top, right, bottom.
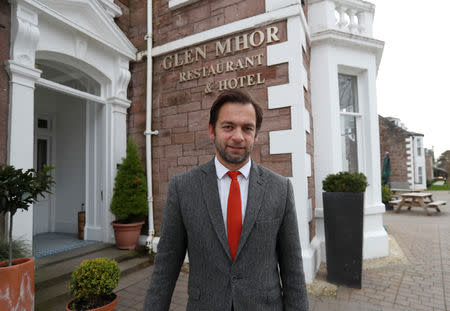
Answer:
231, 128, 244, 141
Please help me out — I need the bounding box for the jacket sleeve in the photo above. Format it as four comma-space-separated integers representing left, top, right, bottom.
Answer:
143, 177, 187, 311
277, 179, 309, 310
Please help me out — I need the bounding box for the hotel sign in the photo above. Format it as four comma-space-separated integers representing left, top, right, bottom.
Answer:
161, 26, 281, 93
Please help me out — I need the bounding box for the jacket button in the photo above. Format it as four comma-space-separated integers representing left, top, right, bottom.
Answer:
231, 275, 237, 282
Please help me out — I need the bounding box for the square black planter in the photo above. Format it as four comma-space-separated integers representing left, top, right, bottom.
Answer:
323, 192, 364, 289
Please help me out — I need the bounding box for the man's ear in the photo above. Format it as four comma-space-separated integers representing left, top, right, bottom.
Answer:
208, 124, 215, 141
254, 133, 258, 144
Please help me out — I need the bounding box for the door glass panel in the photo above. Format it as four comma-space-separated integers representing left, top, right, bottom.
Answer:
37, 139, 48, 173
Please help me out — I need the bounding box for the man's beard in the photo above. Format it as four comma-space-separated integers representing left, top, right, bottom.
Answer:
214, 139, 253, 165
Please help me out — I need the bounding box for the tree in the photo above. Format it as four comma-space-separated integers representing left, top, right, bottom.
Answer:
110, 138, 148, 223
0, 165, 54, 266
437, 150, 450, 178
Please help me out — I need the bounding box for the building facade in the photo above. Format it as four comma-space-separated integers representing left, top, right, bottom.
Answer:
1, 0, 388, 283
379, 116, 427, 190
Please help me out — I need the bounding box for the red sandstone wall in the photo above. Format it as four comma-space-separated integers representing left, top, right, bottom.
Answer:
0, 1, 10, 238
120, 1, 315, 236
0, 1, 10, 166
303, 38, 315, 241
146, 22, 290, 231
425, 151, 433, 181
153, 0, 265, 46
379, 116, 409, 185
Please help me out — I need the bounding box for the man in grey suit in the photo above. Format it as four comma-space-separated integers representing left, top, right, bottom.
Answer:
144, 90, 309, 311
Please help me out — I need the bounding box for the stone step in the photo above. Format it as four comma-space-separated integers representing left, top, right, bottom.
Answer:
35, 264, 154, 311
36, 246, 133, 287
35, 245, 152, 309
35, 242, 112, 269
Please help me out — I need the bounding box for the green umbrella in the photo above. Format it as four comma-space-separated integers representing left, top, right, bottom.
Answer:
382, 152, 391, 186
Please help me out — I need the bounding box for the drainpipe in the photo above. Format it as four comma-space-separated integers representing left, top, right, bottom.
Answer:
143, 0, 158, 253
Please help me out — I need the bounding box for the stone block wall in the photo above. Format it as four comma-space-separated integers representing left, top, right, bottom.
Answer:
379, 115, 409, 186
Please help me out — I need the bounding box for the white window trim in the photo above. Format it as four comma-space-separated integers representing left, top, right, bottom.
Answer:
338, 73, 364, 172
36, 78, 106, 105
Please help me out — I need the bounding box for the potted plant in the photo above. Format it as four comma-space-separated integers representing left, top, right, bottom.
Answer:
322, 171, 368, 289
0, 165, 54, 311
381, 185, 392, 210
110, 138, 148, 250
66, 257, 120, 311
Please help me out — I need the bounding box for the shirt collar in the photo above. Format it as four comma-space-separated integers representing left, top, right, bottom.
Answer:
214, 156, 251, 180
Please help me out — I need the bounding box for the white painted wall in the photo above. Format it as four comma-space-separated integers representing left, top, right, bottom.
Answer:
35, 87, 86, 234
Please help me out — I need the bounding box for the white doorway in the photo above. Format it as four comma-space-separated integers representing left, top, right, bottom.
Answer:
33, 115, 55, 235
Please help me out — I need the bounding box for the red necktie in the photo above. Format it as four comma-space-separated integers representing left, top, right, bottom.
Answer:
227, 171, 242, 261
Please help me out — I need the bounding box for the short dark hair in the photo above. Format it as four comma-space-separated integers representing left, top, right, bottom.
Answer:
209, 90, 263, 133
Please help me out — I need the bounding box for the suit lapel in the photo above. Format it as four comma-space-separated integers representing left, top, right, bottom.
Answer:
201, 160, 232, 261
235, 161, 266, 260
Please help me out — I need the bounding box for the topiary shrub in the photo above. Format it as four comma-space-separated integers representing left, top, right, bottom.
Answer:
69, 257, 120, 310
322, 171, 368, 193
110, 138, 148, 223
381, 185, 392, 204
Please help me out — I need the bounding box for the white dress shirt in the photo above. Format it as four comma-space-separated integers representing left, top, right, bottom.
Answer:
214, 157, 251, 229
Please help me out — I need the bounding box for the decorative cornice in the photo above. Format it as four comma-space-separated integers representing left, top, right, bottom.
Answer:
17, 0, 136, 60
10, 2, 40, 67
311, 29, 384, 70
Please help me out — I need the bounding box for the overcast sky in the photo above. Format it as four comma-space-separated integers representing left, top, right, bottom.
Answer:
372, 0, 450, 158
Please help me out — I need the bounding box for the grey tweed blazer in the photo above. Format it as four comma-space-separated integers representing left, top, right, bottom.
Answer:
144, 159, 309, 311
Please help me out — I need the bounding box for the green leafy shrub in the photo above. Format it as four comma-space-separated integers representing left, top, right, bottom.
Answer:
0, 238, 29, 262
322, 171, 368, 193
426, 179, 433, 188
381, 185, 392, 204
110, 138, 148, 223
0, 165, 54, 266
69, 258, 120, 310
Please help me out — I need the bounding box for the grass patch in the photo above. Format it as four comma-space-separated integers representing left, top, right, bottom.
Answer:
427, 180, 450, 191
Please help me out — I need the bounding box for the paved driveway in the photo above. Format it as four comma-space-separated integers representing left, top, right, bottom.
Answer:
116, 191, 450, 311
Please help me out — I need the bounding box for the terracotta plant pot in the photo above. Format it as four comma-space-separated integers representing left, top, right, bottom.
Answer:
0, 257, 34, 311
66, 293, 118, 311
111, 221, 144, 250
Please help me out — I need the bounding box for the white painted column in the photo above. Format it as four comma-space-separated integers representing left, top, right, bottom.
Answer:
107, 97, 130, 243
5, 2, 40, 243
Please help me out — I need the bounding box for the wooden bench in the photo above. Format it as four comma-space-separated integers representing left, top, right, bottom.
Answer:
425, 200, 446, 212
389, 199, 402, 206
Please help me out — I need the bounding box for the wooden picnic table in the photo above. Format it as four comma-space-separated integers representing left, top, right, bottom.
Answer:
394, 192, 446, 215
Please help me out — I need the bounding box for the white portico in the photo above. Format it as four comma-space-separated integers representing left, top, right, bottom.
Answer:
309, 0, 389, 261
6, 0, 136, 249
